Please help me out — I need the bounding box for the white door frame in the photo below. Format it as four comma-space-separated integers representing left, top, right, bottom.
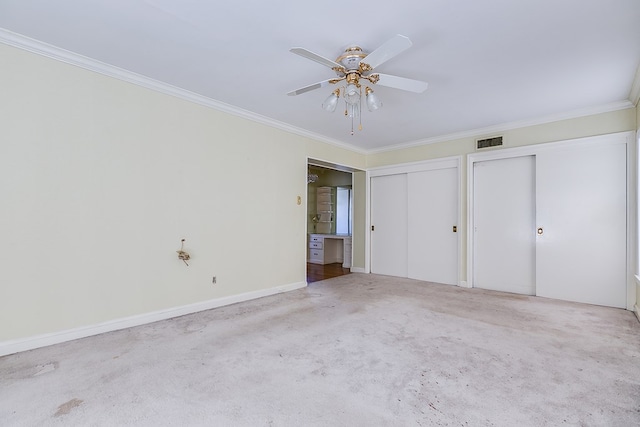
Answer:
306, 157, 365, 274
366, 156, 463, 285
467, 131, 637, 310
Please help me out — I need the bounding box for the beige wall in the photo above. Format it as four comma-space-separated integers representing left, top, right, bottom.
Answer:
367, 108, 637, 168
0, 44, 366, 342
351, 171, 367, 269
2, 41, 637, 344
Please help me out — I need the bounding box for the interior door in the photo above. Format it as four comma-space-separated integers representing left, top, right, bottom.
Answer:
535, 143, 627, 308
370, 174, 408, 277
473, 156, 536, 294
407, 167, 458, 285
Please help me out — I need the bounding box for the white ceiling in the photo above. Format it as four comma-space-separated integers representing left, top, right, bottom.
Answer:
1, 0, 639, 152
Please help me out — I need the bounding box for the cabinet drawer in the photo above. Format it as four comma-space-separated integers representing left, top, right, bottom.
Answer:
309, 241, 323, 249
309, 235, 323, 242
309, 249, 324, 261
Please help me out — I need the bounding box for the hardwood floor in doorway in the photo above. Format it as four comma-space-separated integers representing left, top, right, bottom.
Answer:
307, 263, 350, 283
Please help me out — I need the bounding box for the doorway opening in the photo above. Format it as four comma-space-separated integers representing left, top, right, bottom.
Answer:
307, 159, 360, 283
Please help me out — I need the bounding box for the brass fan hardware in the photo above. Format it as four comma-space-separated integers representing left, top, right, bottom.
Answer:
287, 35, 428, 135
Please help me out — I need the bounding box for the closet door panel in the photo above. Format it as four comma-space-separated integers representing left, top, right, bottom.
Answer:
473, 156, 536, 295
370, 174, 408, 277
536, 143, 626, 308
407, 168, 458, 285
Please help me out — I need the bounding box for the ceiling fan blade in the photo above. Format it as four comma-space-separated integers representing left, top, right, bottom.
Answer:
375, 73, 428, 93
362, 34, 413, 70
287, 79, 334, 96
290, 48, 344, 71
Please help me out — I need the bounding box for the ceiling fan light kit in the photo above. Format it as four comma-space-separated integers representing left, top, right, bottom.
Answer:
322, 89, 340, 112
365, 87, 382, 111
288, 34, 428, 135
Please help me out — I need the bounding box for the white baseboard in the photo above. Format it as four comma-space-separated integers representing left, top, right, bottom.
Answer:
459, 280, 470, 288
634, 304, 640, 323
350, 267, 366, 273
0, 281, 306, 357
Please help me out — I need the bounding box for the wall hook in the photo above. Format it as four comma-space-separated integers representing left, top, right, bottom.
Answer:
176, 238, 190, 266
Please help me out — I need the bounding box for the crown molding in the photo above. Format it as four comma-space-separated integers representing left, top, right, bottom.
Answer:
0, 28, 368, 155
629, 63, 640, 106
366, 99, 635, 154
1, 28, 634, 157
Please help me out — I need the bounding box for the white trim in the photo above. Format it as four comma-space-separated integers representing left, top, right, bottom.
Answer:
627, 135, 638, 310
467, 154, 474, 290
635, 276, 640, 321
0, 28, 366, 155
365, 168, 372, 274
467, 131, 635, 310
350, 267, 366, 273
2, 28, 634, 157
456, 157, 463, 288
368, 156, 461, 177
367, 101, 634, 154
305, 157, 366, 273
629, 63, 640, 106
306, 156, 366, 174
0, 281, 306, 357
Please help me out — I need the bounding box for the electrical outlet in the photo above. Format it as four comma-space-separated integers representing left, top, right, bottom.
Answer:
212, 276, 217, 284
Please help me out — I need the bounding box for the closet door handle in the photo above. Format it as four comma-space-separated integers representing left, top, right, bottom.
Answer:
537, 227, 544, 235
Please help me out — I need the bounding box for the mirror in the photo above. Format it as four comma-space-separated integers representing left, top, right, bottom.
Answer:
307, 164, 353, 235
336, 187, 352, 235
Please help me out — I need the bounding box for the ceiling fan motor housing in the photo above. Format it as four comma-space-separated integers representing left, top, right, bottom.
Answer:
336, 46, 367, 72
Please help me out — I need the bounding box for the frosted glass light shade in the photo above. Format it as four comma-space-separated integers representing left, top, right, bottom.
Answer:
366, 87, 382, 111
322, 92, 339, 112
344, 84, 360, 105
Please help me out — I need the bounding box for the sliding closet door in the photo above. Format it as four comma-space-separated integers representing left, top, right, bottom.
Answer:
536, 143, 627, 308
370, 174, 408, 277
473, 156, 536, 295
407, 167, 458, 285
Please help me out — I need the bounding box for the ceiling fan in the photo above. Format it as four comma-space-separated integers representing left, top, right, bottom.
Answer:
287, 34, 428, 134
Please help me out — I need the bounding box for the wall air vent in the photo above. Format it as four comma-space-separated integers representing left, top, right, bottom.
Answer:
476, 136, 504, 150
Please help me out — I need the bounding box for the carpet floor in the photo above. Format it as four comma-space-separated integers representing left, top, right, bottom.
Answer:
1, 273, 639, 426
